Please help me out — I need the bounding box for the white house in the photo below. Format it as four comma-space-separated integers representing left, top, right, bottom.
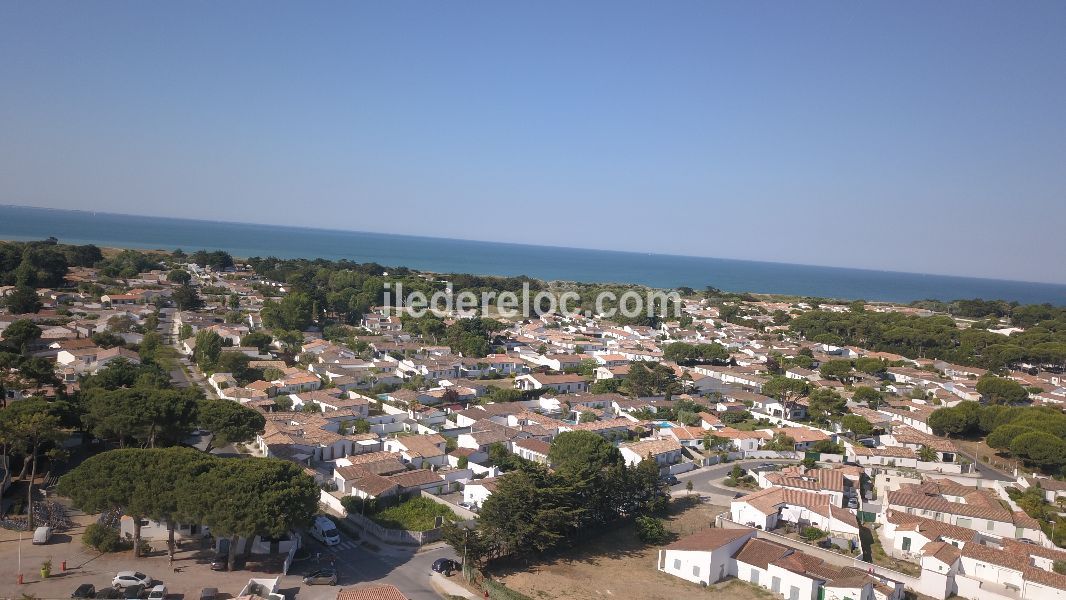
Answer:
659, 527, 903, 600
513, 373, 588, 394
657, 527, 757, 586
462, 478, 499, 509
732, 487, 861, 539
619, 438, 684, 467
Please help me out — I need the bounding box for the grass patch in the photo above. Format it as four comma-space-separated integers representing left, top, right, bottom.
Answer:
483, 578, 534, 600
369, 496, 459, 531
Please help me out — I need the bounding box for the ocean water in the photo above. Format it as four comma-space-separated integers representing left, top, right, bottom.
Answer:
1, 205, 1064, 305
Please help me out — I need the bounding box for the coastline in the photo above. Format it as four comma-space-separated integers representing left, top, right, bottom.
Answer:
2, 205, 1065, 305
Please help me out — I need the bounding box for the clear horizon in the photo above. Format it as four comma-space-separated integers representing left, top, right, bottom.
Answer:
3, 2, 1065, 283
5, 203, 1066, 289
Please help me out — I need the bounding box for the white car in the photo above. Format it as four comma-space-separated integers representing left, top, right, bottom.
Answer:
147, 584, 168, 600
113, 571, 153, 589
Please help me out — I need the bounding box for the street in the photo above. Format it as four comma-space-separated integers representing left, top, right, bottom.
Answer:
669, 459, 796, 498
293, 534, 464, 600
957, 451, 1014, 482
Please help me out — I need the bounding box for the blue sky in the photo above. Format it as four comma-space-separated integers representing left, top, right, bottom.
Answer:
2, 1, 1065, 283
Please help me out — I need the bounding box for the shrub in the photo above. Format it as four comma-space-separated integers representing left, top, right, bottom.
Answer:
83, 523, 128, 553
370, 496, 459, 531
483, 578, 534, 600
341, 495, 376, 515
800, 526, 827, 541
635, 516, 670, 544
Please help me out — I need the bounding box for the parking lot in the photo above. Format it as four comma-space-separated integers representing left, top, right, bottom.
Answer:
0, 511, 466, 600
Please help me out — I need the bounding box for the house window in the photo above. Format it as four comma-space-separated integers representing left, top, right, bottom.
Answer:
673, 559, 681, 570
902, 537, 911, 551
692, 565, 700, 577
986, 520, 994, 531
957, 518, 972, 529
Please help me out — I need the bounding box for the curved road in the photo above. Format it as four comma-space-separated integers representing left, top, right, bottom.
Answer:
669, 458, 797, 498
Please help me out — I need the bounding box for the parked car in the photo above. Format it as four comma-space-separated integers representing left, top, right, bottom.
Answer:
302, 568, 338, 585
198, 588, 218, 600
210, 538, 230, 571
112, 573, 153, 589
72, 584, 96, 599
32, 526, 53, 544
122, 585, 146, 599
432, 558, 462, 576
147, 585, 167, 600
95, 589, 123, 599
662, 475, 680, 486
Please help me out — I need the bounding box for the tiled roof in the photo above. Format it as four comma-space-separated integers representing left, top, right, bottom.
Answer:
887, 489, 1011, 522
664, 526, 754, 551
568, 417, 638, 432
513, 438, 551, 455
774, 427, 830, 444
961, 540, 1066, 590
620, 438, 682, 457
766, 468, 846, 493
394, 435, 445, 458
921, 541, 961, 565
336, 584, 409, 600
388, 469, 442, 489
884, 510, 979, 543
733, 537, 793, 569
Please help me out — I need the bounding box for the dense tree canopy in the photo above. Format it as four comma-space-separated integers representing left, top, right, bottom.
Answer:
198, 399, 266, 450
790, 306, 1066, 370
928, 401, 1066, 473
60, 449, 316, 566
975, 375, 1030, 405
447, 431, 665, 565
662, 342, 730, 365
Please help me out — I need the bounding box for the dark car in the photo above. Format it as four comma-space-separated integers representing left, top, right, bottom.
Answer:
199, 588, 218, 600
662, 475, 680, 486
73, 584, 97, 599
95, 589, 123, 600
432, 558, 462, 575
302, 568, 338, 585
123, 585, 146, 600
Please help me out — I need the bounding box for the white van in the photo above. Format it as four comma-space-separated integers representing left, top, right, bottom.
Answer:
32, 526, 52, 545
309, 516, 340, 546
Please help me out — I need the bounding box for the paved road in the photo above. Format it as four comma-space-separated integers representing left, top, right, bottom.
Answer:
957, 451, 1014, 482
291, 534, 462, 600
669, 458, 797, 498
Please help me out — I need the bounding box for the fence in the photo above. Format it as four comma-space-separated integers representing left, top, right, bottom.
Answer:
418, 489, 477, 520
743, 450, 799, 460
345, 511, 438, 546
282, 541, 298, 575
665, 462, 696, 476
320, 490, 346, 514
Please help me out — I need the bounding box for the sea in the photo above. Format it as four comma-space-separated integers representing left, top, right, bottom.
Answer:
1, 205, 1064, 305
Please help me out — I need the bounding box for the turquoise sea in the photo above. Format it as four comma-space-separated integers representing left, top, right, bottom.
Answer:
1, 205, 1064, 305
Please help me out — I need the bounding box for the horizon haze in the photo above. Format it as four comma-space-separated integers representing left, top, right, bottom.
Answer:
2, 2, 1065, 283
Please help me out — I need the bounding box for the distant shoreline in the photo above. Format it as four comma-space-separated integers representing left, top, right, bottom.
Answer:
2, 204, 1065, 305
